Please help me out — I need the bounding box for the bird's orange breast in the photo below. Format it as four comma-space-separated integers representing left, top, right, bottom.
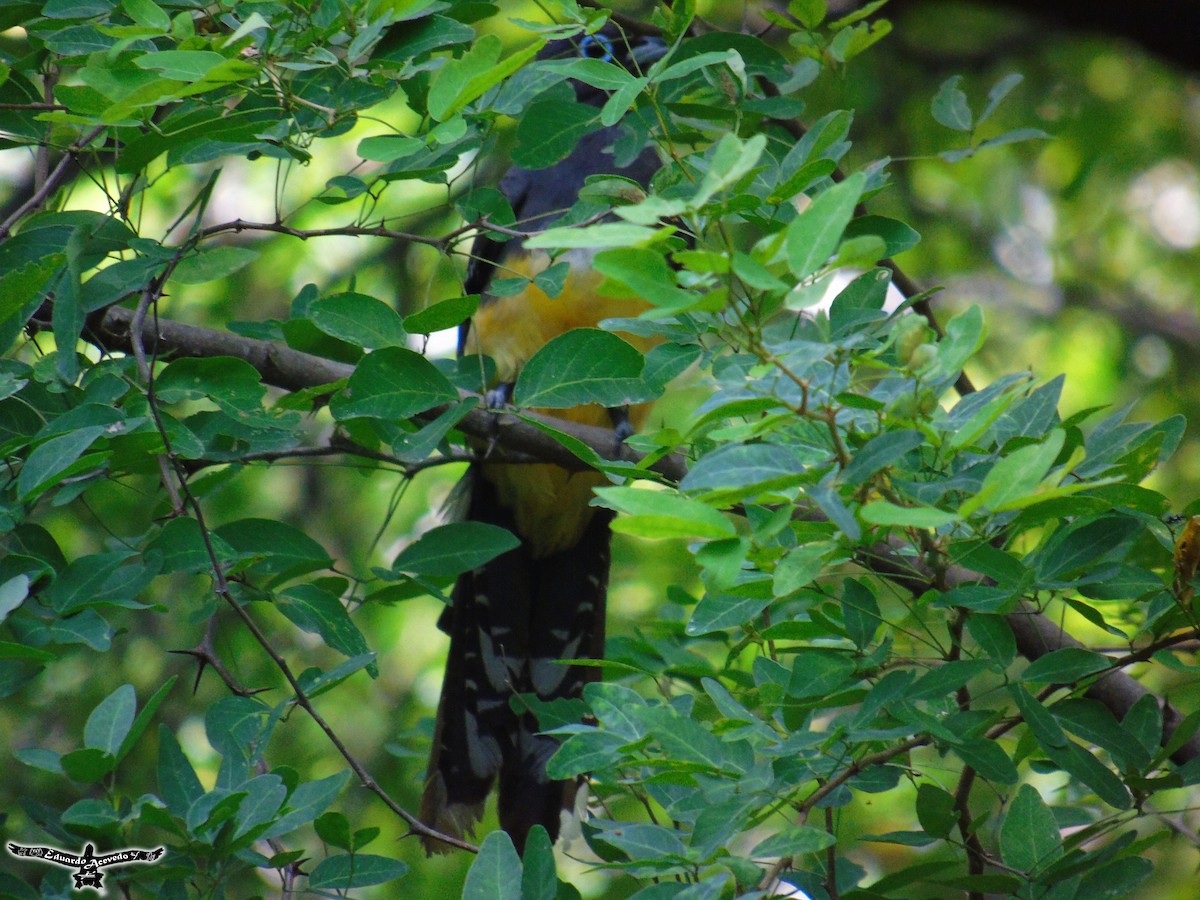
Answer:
465, 250, 657, 557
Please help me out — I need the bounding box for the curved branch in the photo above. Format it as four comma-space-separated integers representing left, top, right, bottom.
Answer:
92, 305, 690, 482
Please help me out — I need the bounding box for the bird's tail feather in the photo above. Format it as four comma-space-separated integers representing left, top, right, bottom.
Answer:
420, 470, 612, 855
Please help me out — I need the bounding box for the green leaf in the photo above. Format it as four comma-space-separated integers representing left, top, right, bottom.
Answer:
790, 0, 828, 28
524, 221, 666, 251
392, 398, 474, 462
122, 0, 172, 31
785, 171, 866, 280
599, 74, 649, 126
788, 649, 856, 699
966, 614, 1016, 668
951, 738, 1018, 784
61, 747, 116, 782
928, 305, 985, 383
651, 714, 733, 772
593, 821, 688, 862
1009, 683, 1067, 749
357, 134, 424, 162
585, 682, 650, 739
959, 429, 1066, 517
841, 578, 881, 649
1033, 516, 1141, 582
404, 295, 478, 335
682, 443, 810, 498
654, 49, 741, 85
47, 609, 113, 651
158, 723, 204, 816
171, 245, 259, 283
908, 660, 991, 700
1076, 857, 1154, 900
978, 72, 1023, 125
512, 98, 600, 169
277, 584, 376, 676
520, 825, 558, 900
1052, 701, 1141, 772
843, 215, 920, 257
749, 825, 836, 858
546, 729, 626, 779
117, 675, 177, 762
155, 356, 267, 413
0, 640, 53, 662
330, 347, 458, 421
18, 426, 106, 499
932, 75, 973, 131
15, 747, 64, 775
693, 536, 749, 591
262, 771, 351, 839
987, 128, 1053, 154
62, 798, 121, 832
84, 684, 136, 757
514, 328, 652, 409
215, 518, 332, 576
999, 784, 1060, 872
1021, 648, 1110, 684
46, 551, 133, 615
0, 256, 64, 352
308, 854, 409, 889
428, 34, 544, 121
1044, 740, 1130, 809
692, 132, 767, 208
687, 592, 772, 635
773, 542, 834, 597
642, 342, 701, 391
926, 585, 1012, 614
295, 654, 378, 699
1122, 693, 1162, 761
391, 522, 520, 578
234, 774, 287, 840
309, 292, 407, 349
373, 14, 475, 62
841, 429, 924, 486
133, 50, 226, 81
807, 480, 861, 540
188, 788, 248, 834
593, 247, 697, 313
145, 518, 231, 574
830, 267, 890, 335
463, 830, 522, 900
915, 783, 956, 838
594, 486, 735, 540
860, 501, 959, 528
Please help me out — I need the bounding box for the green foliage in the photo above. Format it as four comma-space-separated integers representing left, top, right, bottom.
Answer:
1, 2, 1197, 899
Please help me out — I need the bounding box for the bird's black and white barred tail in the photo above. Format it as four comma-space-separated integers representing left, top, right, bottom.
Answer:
420, 471, 612, 855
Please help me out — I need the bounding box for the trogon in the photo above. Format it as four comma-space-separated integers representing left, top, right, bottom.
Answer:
420, 28, 667, 855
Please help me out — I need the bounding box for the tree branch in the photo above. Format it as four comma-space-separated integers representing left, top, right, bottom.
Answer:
864, 540, 1200, 765
92, 305, 690, 482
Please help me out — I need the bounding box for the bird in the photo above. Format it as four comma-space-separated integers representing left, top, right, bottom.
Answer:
419, 25, 668, 855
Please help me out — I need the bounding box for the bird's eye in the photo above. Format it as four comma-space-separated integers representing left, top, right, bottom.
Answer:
579, 32, 614, 62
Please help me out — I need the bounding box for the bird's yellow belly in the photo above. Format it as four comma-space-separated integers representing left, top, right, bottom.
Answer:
466, 251, 656, 557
